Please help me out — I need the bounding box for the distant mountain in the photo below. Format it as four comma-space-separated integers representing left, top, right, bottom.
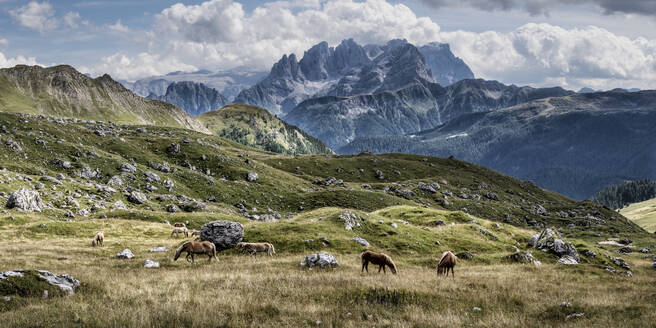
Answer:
147, 81, 228, 116
197, 104, 333, 155
124, 68, 267, 101
418, 42, 474, 86
340, 91, 656, 199
233, 39, 475, 117
286, 78, 572, 149
0, 65, 207, 131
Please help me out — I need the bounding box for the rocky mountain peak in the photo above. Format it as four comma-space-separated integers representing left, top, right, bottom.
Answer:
418, 42, 475, 86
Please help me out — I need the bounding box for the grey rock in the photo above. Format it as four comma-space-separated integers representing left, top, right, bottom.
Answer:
107, 175, 124, 187
418, 182, 437, 193
166, 204, 180, 213
565, 313, 585, 321
116, 249, 134, 259
6, 188, 44, 212
199, 220, 244, 250
144, 260, 160, 268
583, 250, 597, 258
144, 171, 160, 182
509, 251, 541, 266
351, 236, 370, 247
529, 228, 579, 262
557, 255, 578, 265
300, 252, 339, 269
149, 247, 168, 252
40, 176, 62, 185
127, 191, 147, 204
112, 200, 127, 210
247, 172, 259, 182
339, 211, 363, 230
167, 143, 180, 154
456, 252, 473, 260
0, 270, 80, 296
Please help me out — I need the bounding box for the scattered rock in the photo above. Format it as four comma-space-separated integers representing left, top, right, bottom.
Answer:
533, 204, 548, 216
144, 260, 160, 268
374, 170, 384, 180
613, 257, 630, 270
472, 307, 482, 312
118, 163, 137, 173
300, 253, 339, 269
390, 222, 398, 228
456, 252, 473, 260
199, 220, 244, 250
144, 171, 160, 182
112, 200, 127, 210
583, 250, 596, 258
339, 211, 363, 230
434, 220, 445, 226
351, 236, 370, 247
565, 313, 585, 321
116, 249, 134, 259
528, 229, 579, 263
617, 247, 632, 254
166, 143, 180, 154
418, 182, 437, 193
5, 188, 44, 212
509, 251, 541, 266
166, 204, 180, 213
247, 172, 259, 182
0, 270, 80, 296
618, 238, 632, 245
557, 255, 578, 265
127, 191, 147, 204
149, 247, 168, 252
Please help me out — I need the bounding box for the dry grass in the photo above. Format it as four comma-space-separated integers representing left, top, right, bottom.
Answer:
621, 198, 656, 233
1, 215, 655, 327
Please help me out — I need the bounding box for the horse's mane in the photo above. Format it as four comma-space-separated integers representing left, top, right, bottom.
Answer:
174, 241, 192, 261
438, 251, 455, 267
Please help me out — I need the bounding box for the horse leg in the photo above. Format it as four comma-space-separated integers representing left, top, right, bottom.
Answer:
361, 261, 366, 273
451, 267, 455, 278
383, 265, 387, 274
208, 252, 212, 263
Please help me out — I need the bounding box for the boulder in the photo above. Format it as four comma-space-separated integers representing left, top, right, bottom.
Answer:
300, 253, 339, 269
339, 211, 363, 230
167, 143, 180, 154
509, 251, 541, 266
247, 172, 258, 182
351, 236, 370, 247
166, 204, 180, 213
199, 220, 244, 250
149, 247, 168, 252
456, 252, 474, 260
557, 255, 578, 265
418, 182, 437, 194
118, 163, 137, 173
116, 249, 134, 259
528, 228, 579, 262
127, 191, 147, 204
0, 270, 80, 296
144, 260, 160, 268
5, 188, 44, 212
112, 200, 127, 210
144, 172, 160, 182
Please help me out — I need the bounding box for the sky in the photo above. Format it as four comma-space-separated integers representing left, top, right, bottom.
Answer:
2, 0, 656, 91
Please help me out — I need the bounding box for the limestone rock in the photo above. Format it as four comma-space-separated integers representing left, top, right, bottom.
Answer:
5, 188, 44, 212
199, 220, 244, 250
300, 253, 339, 269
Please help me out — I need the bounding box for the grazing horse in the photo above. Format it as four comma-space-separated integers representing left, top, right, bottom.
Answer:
236, 242, 275, 257
437, 251, 457, 278
173, 222, 186, 228
173, 241, 218, 263
190, 230, 200, 237
91, 232, 104, 247
361, 251, 397, 274
170, 227, 189, 238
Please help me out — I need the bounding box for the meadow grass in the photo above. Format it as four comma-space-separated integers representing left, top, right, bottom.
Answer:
0, 209, 655, 327
621, 198, 656, 233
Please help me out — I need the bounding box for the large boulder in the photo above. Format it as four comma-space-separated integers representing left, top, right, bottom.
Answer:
116, 249, 134, 259
5, 188, 44, 212
0, 270, 80, 296
247, 172, 259, 182
200, 220, 244, 250
300, 253, 339, 269
529, 228, 579, 263
127, 191, 147, 204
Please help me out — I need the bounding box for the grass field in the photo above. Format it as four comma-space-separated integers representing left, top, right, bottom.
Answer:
621, 198, 656, 233
1, 207, 655, 327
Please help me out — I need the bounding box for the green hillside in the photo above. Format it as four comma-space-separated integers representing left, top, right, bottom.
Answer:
0, 65, 207, 132
621, 198, 656, 232
198, 103, 333, 155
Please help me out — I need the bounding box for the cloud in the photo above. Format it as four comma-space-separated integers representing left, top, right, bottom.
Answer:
420, 0, 656, 17
0, 52, 40, 68
63, 11, 90, 28
85, 52, 197, 81
9, 1, 59, 34
107, 19, 129, 33
0, 39, 8, 46
94, 0, 440, 79
441, 23, 656, 89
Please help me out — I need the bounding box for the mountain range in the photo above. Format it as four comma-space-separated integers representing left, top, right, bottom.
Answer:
147, 81, 229, 117
340, 90, 656, 199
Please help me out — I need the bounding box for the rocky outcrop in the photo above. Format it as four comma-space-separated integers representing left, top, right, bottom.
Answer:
418, 42, 474, 86
300, 253, 339, 269
5, 188, 44, 212
116, 249, 134, 259
147, 81, 228, 116
199, 221, 244, 250
0, 270, 80, 296
528, 229, 579, 263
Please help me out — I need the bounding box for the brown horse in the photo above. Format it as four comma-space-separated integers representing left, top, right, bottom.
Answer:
170, 227, 189, 238
173, 241, 218, 263
236, 242, 275, 257
437, 251, 457, 278
91, 232, 104, 247
361, 251, 397, 274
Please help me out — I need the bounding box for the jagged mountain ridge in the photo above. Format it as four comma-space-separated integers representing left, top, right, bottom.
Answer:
0, 65, 207, 132
147, 81, 229, 116
339, 90, 656, 199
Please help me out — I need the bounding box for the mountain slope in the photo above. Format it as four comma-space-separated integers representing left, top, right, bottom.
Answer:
418, 42, 474, 85
341, 91, 656, 199
147, 81, 228, 116
0, 65, 207, 132
621, 197, 656, 232
197, 104, 333, 155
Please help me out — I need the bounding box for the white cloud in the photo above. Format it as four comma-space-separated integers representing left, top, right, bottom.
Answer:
63, 11, 90, 29
0, 39, 8, 46
9, 1, 59, 34
89, 0, 656, 90
107, 19, 129, 33
0, 52, 40, 68
94, 0, 441, 79
440, 23, 656, 89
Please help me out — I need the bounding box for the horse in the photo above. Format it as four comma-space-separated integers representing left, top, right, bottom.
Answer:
190, 230, 200, 236
235, 242, 276, 257
173, 222, 186, 228
91, 232, 104, 247
361, 251, 397, 274
170, 227, 189, 238
436, 251, 457, 278
173, 241, 218, 263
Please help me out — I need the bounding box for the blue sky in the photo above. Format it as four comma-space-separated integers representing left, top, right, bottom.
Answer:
2, 0, 656, 90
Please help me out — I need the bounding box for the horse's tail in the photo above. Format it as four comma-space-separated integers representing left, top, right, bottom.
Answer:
174, 242, 190, 261
211, 243, 219, 262
91, 238, 96, 247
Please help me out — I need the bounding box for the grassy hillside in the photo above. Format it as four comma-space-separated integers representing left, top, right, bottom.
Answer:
621, 198, 656, 232
0, 65, 207, 132
0, 110, 654, 327
198, 104, 333, 155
